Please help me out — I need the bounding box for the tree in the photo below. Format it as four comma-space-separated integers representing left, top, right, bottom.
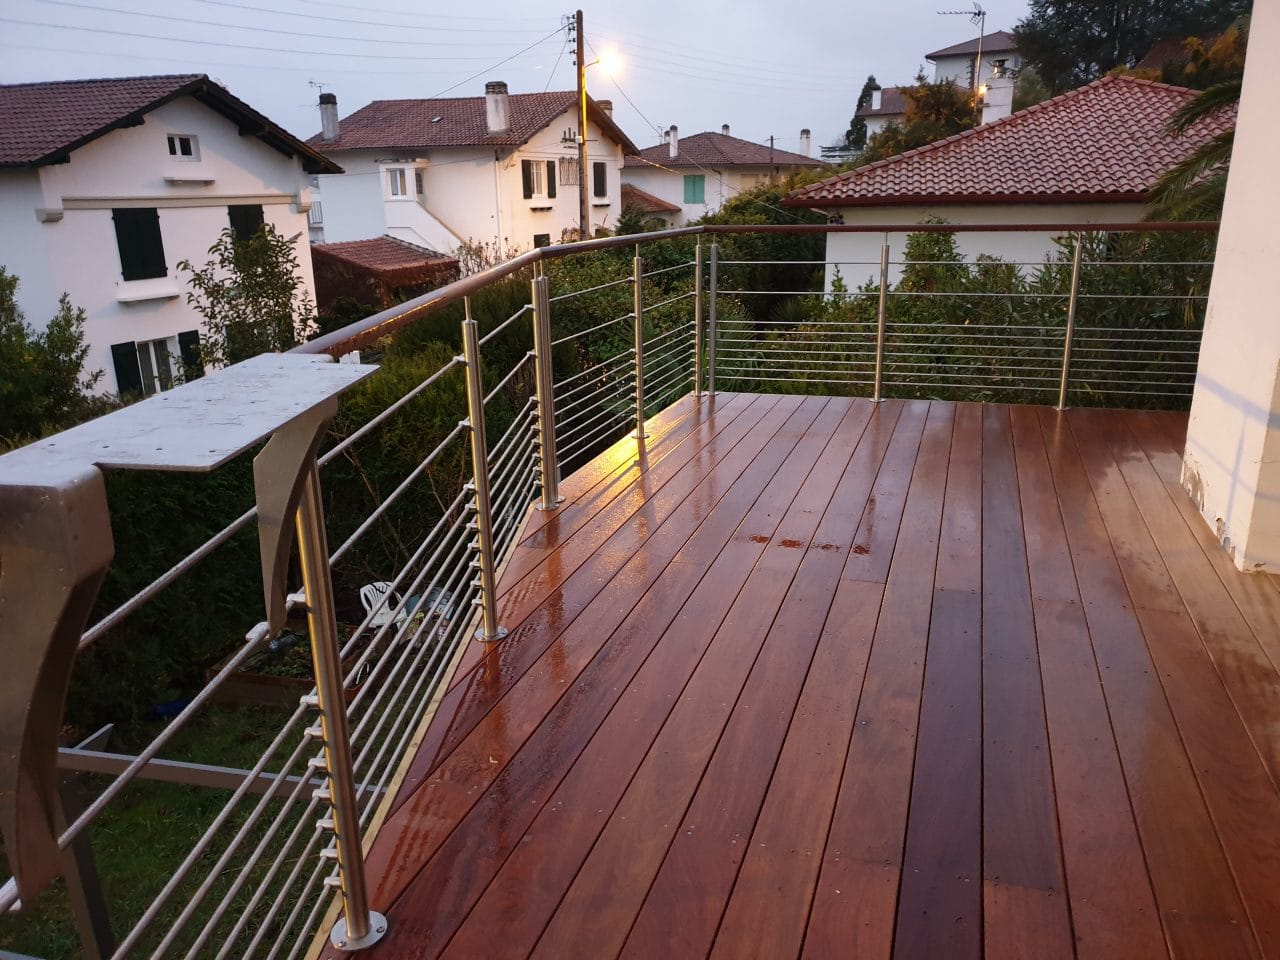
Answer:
0, 268, 107, 446
1012, 66, 1052, 111
845, 75, 877, 151
1014, 0, 1249, 93
860, 71, 976, 163
178, 222, 315, 367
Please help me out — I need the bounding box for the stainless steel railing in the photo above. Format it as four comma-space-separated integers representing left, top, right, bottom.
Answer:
0, 221, 1214, 959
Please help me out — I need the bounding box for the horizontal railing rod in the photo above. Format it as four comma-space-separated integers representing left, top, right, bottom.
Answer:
477, 304, 533, 346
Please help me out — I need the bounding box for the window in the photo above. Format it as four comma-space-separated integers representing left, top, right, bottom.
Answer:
112, 331, 203, 397
521, 159, 557, 200
592, 161, 608, 199
414, 168, 426, 199
387, 168, 407, 197
559, 157, 579, 185
166, 134, 199, 159
533, 233, 551, 248
112, 207, 167, 281
228, 204, 264, 242
308, 201, 324, 226
683, 174, 706, 205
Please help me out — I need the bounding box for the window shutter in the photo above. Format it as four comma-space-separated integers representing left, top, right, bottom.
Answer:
546, 161, 557, 199
683, 175, 705, 204
112, 208, 167, 280
228, 204, 264, 242
593, 162, 607, 199
177, 330, 205, 379
111, 341, 143, 396
521, 159, 534, 199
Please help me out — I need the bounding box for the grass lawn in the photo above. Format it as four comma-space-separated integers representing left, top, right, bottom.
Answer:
0, 704, 295, 959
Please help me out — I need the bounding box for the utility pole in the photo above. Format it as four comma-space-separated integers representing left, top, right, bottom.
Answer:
939, 3, 987, 114
575, 9, 589, 241
768, 135, 775, 183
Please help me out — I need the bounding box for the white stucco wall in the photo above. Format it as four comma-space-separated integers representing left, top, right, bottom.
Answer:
820, 202, 1148, 289
931, 50, 1022, 87
622, 164, 810, 225
1181, 0, 1280, 572
0, 96, 316, 395
314, 106, 625, 258
862, 115, 901, 138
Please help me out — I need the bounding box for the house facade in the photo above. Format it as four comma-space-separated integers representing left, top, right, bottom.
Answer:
0, 74, 335, 397
621, 127, 823, 225
787, 76, 1234, 288
306, 83, 638, 257
926, 30, 1021, 89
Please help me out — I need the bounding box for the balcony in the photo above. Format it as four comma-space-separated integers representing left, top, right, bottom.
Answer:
2, 223, 1277, 960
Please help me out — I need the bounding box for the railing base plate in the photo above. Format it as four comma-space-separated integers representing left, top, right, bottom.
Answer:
475, 626, 509, 643
330, 912, 388, 951
534, 497, 565, 512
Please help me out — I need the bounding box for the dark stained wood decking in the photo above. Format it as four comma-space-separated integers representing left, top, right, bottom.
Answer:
328, 393, 1280, 960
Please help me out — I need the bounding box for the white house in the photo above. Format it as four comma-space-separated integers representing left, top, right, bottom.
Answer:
0, 74, 336, 397
787, 75, 1234, 287
926, 30, 1021, 89
621, 127, 824, 225
306, 82, 638, 256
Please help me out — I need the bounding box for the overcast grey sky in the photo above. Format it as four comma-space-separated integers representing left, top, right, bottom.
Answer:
1, 0, 1030, 154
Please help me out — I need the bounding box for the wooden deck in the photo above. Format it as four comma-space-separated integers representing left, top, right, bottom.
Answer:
329, 393, 1280, 960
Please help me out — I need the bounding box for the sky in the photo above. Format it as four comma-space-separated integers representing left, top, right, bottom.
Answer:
1, 0, 1030, 154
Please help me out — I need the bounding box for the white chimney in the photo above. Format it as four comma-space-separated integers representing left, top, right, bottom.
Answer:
485, 80, 511, 136
981, 66, 1015, 124
799, 128, 811, 157
319, 93, 339, 142
721, 124, 730, 135
597, 99, 613, 117
870, 87, 882, 111
668, 124, 679, 158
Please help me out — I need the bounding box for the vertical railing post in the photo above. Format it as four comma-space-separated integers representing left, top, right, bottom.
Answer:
531, 275, 561, 510
633, 249, 647, 439
874, 236, 889, 403
693, 239, 704, 398
295, 462, 386, 952
1057, 235, 1085, 411
707, 242, 719, 396
462, 297, 508, 642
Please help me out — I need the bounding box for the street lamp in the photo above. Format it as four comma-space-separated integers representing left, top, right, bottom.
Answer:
573, 11, 622, 242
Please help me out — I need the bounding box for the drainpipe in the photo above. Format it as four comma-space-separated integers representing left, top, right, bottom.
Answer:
493, 150, 504, 260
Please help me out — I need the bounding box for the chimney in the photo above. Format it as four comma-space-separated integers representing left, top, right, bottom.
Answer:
597, 99, 613, 117
799, 128, 811, 157
980, 68, 1015, 125
668, 124, 679, 158
485, 80, 511, 136
319, 92, 339, 142
870, 86, 882, 111
721, 124, 730, 136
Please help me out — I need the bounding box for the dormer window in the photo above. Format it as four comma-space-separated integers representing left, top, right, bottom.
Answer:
167, 134, 199, 160
387, 167, 408, 198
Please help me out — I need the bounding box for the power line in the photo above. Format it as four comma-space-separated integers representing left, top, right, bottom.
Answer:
27, 0, 556, 50
591, 27, 849, 85
0, 14, 561, 62
543, 33, 569, 93
190, 0, 549, 34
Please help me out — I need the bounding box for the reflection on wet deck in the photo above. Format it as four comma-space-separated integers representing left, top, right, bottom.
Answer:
325, 392, 1280, 960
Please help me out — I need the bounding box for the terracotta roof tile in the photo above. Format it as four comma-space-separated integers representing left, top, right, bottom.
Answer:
621, 183, 680, 214
0, 74, 339, 172
925, 30, 1018, 59
307, 91, 638, 154
786, 76, 1234, 208
623, 131, 822, 170
311, 236, 455, 275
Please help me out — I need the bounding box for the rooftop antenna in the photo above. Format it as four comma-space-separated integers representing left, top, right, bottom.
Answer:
938, 2, 986, 109
308, 79, 328, 95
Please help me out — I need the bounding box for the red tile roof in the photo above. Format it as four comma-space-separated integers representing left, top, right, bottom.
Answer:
311, 236, 456, 277
786, 76, 1234, 208
621, 183, 680, 214
925, 30, 1018, 59
307, 91, 638, 154
623, 131, 823, 170
0, 74, 340, 172
855, 86, 908, 119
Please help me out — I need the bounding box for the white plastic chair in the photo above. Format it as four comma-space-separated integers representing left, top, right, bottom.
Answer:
359, 581, 407, 630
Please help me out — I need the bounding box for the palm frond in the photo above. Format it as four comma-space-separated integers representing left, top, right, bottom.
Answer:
1166, 79, 1241, 135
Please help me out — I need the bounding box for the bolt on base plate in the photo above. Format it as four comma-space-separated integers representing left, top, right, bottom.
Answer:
330, 912, 388, 951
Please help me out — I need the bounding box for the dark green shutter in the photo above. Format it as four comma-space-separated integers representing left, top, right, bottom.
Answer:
111, 341, 143, 396
546, 161, 557, 199
177, 330, 205, 379
112, 208, 167, 280
228, 204, 264, 242
521, 160, 534, 199
593, 162, 607, 198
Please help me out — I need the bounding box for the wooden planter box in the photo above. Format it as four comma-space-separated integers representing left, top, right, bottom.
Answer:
207, 635, 361, 709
